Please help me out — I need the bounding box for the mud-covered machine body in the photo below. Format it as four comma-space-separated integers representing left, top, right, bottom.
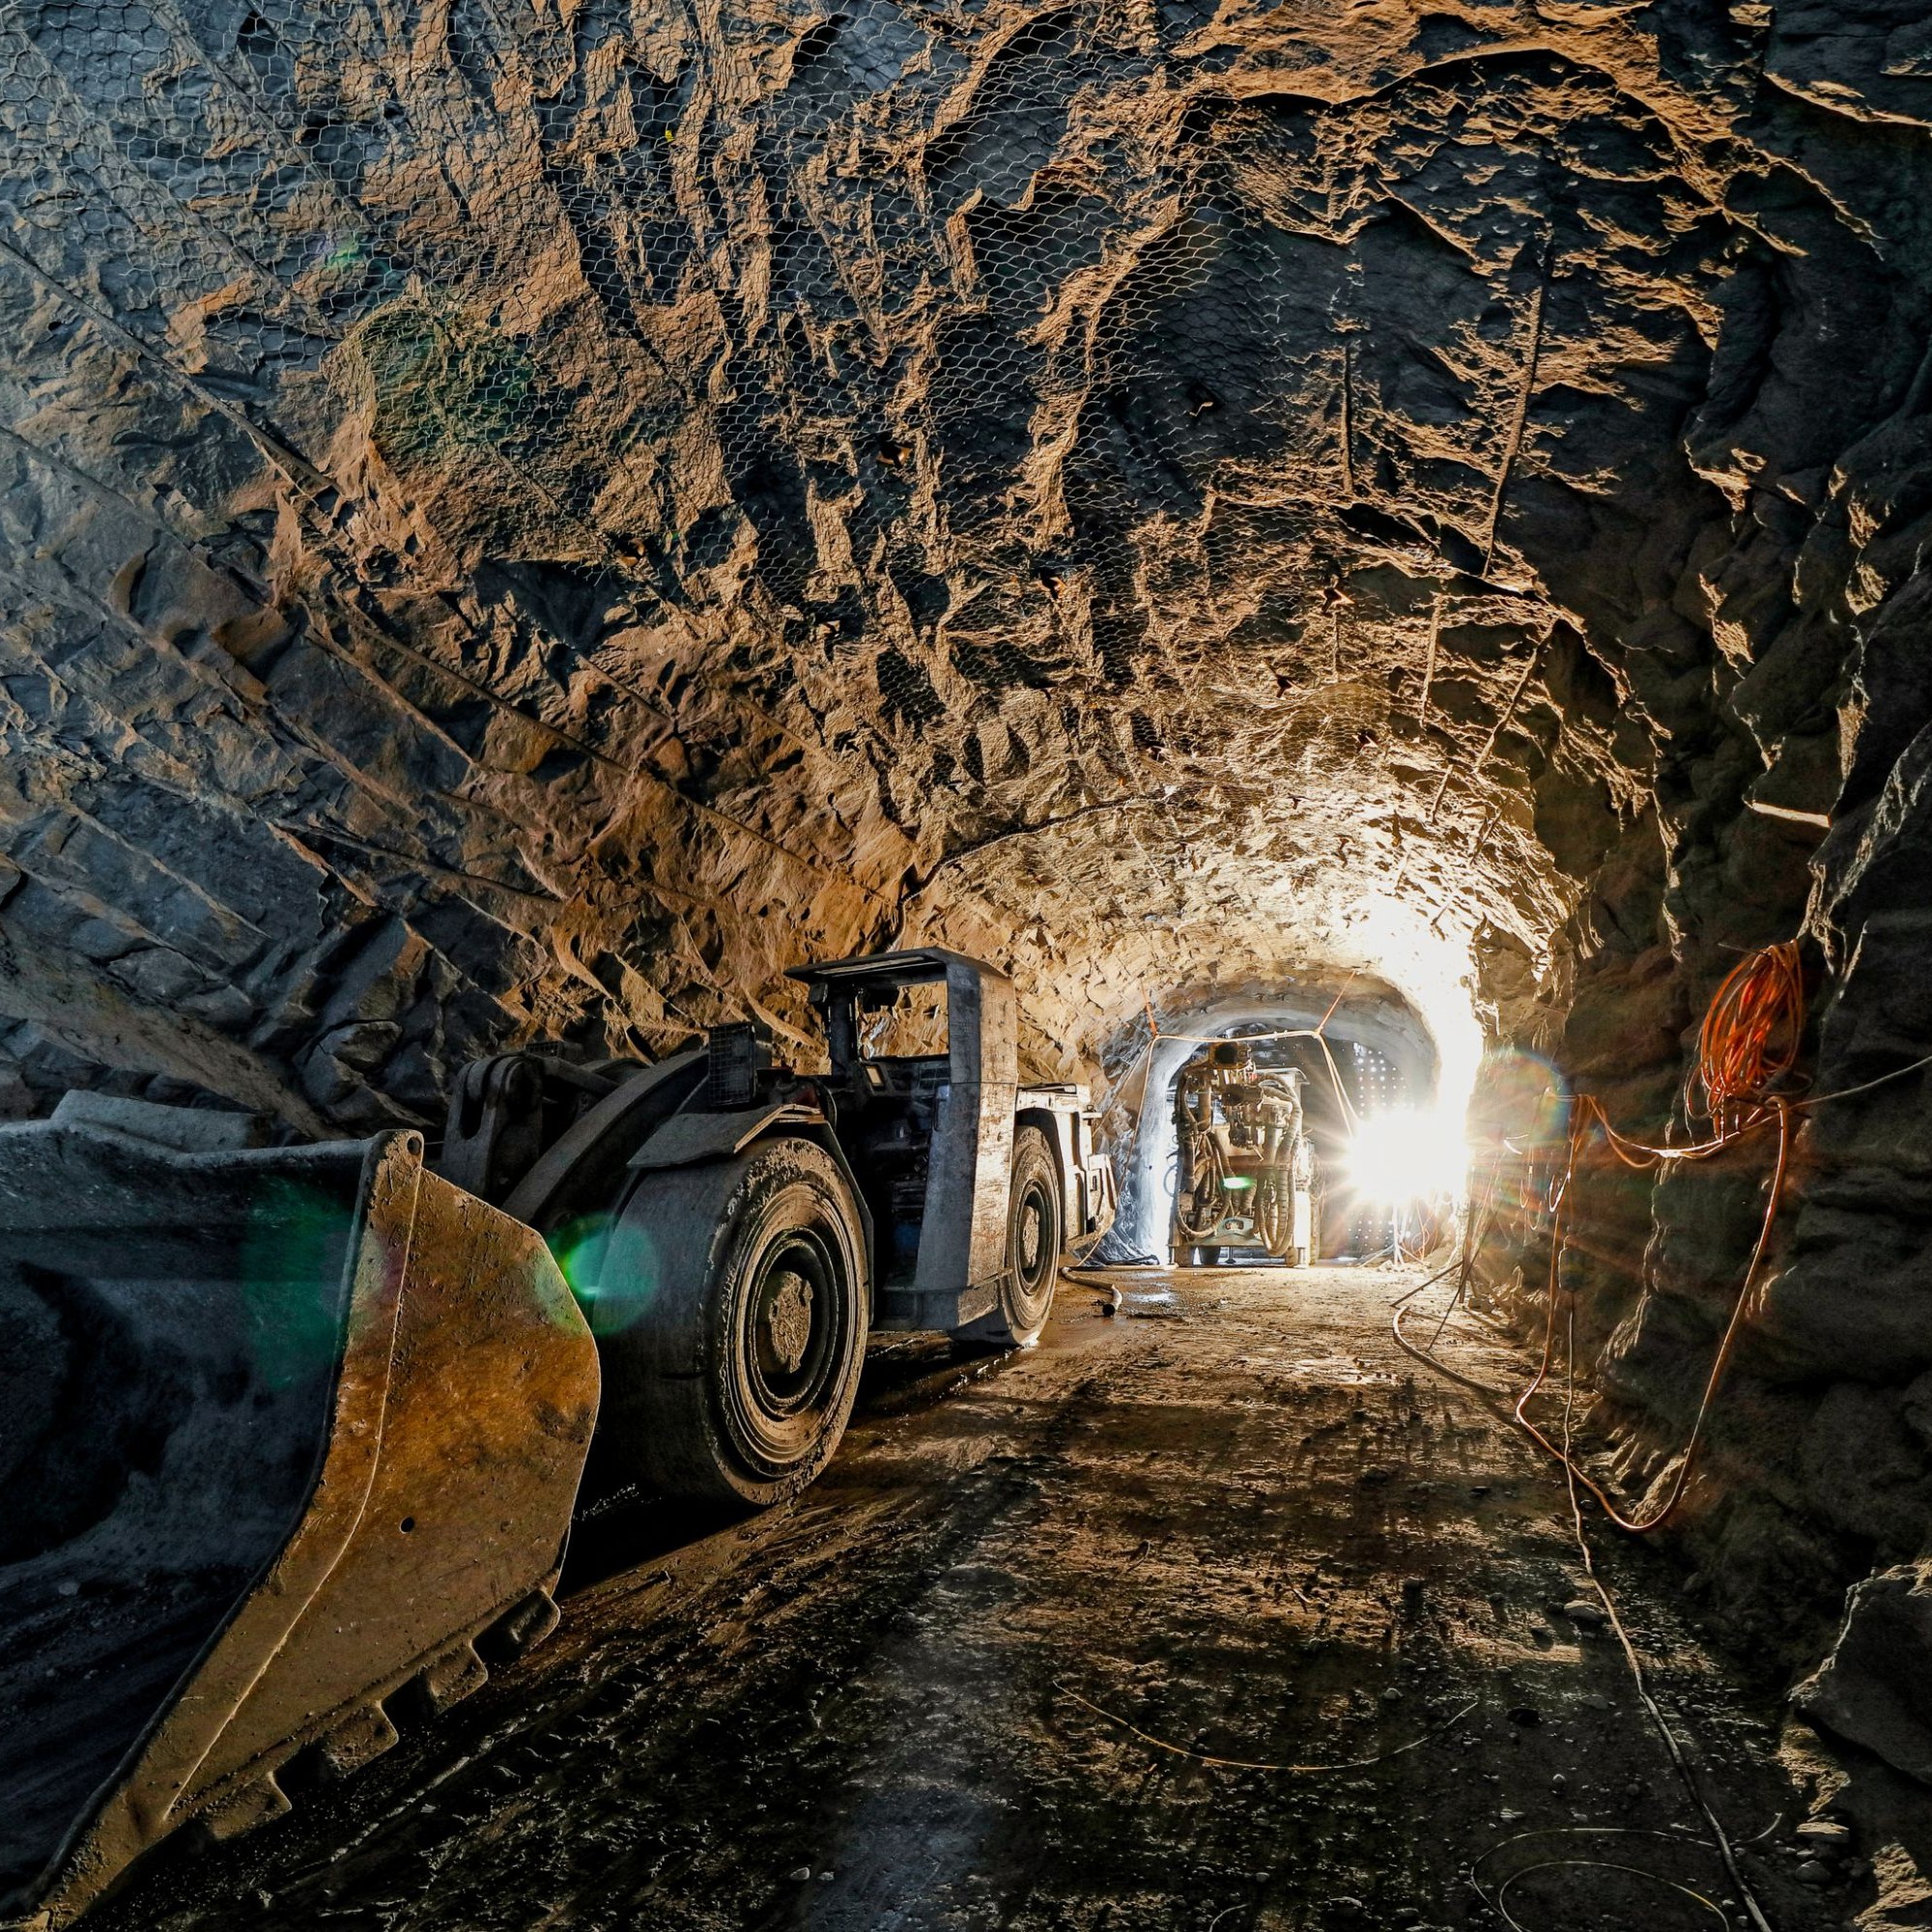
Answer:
0, 948, 1112, 1927
1170, 1039, 1317, 1266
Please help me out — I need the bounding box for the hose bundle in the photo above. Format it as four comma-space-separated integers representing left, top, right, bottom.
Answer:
1692, 940, 1805, 1126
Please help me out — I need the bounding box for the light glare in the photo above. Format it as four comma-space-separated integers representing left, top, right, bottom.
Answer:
1347, 1108, 1467, 1205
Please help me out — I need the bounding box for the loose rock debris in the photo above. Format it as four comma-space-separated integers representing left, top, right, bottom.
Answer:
95, 1268, 1861, 1932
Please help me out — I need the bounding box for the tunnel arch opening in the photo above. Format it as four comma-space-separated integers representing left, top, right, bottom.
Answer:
1096, 956, 1482, 1267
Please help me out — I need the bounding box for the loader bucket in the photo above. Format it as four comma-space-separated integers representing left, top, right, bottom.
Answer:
0, 1112, 599, 1928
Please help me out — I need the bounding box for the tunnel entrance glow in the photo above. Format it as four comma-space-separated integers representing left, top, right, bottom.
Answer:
1104, 923, 1483, 1268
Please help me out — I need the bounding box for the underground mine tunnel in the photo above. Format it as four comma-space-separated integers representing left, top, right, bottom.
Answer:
11, 0, 1932, 1925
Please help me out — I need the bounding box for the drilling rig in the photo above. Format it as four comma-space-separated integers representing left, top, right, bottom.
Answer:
1170, 1039, 1318, 1266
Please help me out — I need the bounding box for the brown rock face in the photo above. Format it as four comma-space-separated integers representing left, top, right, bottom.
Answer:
4, 0, 1932, 1657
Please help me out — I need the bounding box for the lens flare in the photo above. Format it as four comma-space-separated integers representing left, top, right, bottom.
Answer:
547, 1215, 610, 1305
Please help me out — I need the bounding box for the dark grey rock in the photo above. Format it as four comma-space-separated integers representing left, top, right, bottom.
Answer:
1795, 1562, 1932, 1783
46, 1093, 267, 1153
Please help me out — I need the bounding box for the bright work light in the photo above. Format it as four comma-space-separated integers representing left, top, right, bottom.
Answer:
1346, 1108, 1466, 1205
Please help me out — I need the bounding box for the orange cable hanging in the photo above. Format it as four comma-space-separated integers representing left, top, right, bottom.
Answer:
1693, 941, 1805, 1129
1510, 943, 1806, 1533
1513, 1095, 1792, 1533
1412, 939, 1932, 1532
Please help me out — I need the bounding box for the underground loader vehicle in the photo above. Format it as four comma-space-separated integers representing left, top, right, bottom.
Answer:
0, 948, 1112, 1928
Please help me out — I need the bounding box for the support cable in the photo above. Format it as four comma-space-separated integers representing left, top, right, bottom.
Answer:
1512, 1096, 1791, 1535
1557, 1304, 1776, 1932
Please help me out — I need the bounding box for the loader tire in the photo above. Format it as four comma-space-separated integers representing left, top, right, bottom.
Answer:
955, 1125, 1062, 1349
592, 1137, 867, 1507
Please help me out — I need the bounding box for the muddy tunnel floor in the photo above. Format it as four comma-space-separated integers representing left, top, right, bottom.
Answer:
95, 1268, 1850, 1932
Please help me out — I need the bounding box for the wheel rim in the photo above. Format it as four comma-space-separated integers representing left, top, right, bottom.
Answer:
726, 1205, 858, 1474
1008, 1170, 1059, 1327
748, 1233, 838, 1410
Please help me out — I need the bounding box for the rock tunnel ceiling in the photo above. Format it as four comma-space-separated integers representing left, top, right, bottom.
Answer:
19, 0, 1919, 1130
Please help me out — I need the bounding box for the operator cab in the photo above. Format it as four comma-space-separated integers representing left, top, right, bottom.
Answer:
787, 949, 1114, 1323
790, 951, 964, 1288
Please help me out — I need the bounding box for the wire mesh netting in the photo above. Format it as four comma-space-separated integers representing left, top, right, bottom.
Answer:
0, 0, 1717, 1108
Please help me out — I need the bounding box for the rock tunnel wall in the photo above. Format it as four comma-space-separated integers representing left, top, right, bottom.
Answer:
6, 0, 1932, 1682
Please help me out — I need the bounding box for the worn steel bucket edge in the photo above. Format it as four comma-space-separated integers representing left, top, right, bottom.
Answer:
15, 1130, 600, 1929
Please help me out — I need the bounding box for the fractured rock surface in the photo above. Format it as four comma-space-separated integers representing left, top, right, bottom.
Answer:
1798, 1560, 1932, 1786
6, 0, 1932, 1696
